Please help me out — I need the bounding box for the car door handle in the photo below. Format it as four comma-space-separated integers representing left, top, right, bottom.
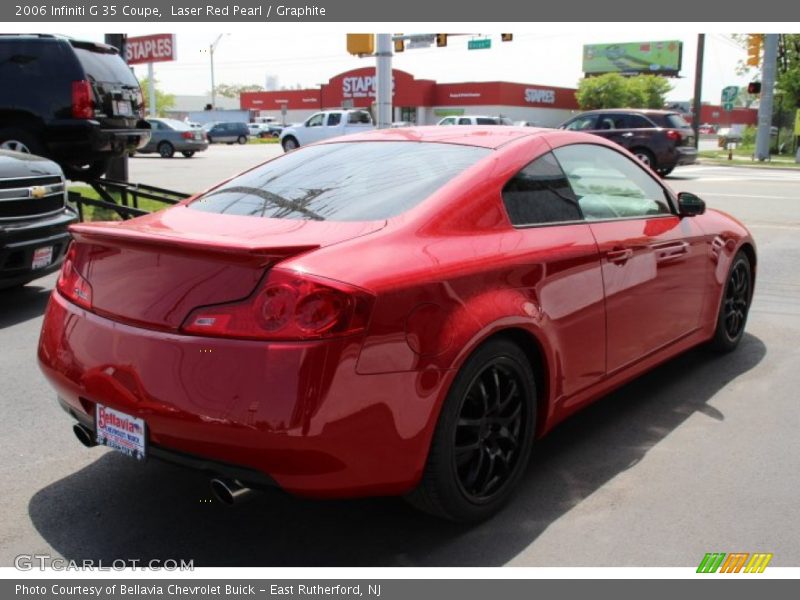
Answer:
607, 247, 633, 264
653, 241, 690, 261
620, 132, 634, 137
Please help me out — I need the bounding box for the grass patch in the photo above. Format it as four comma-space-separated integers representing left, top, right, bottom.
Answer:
248, 136, 280, 144
68, 185, 175, 222
698, 149, 800, 169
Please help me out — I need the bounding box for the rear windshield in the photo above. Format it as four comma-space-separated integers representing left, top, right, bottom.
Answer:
72, 46, 138, 86
189, 141, 491, 221
157, 119, 191, 130
666, 113, 691, 128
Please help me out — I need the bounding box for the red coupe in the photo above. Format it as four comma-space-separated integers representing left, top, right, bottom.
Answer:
38, 127, 756, 521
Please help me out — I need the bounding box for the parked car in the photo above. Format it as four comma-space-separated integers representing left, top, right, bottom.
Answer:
248, 122, 282, 138
559, 109, 697, 176
0, 34, 150, 181
513, 120, 538, 127
39, 127, 755, 521
437, 115, 513, 126
134, 118, 208, 158
279, 109, 374, 151
204, 122, 249, 145
0, 150, 77, 289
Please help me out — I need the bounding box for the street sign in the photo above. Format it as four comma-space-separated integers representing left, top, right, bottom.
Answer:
406, 34, 435, 49
722, 102, 735, 112
721, 85, 739, 104
468, 39, 492, 50
126, 34, 177, 65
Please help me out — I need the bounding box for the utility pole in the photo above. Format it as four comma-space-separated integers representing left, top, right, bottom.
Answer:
755, 34, 779, 161
147, 63, 157, 117
209, 34, 225, 109
375, 33, 392, 129
691, 34, 705, 148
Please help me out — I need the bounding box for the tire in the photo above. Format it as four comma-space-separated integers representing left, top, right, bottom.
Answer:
158, 142, 175, 158
62, 159, 111, 182
181, 151, 195, 158
405, 337, 537, 522
282, 137, 299, 152
0, 127, 44, 155
656, 166, 675, 177
237, 135, 247, 145
206, 136, 213, 144
708, 251, 753, 353
632, 148, 656, 171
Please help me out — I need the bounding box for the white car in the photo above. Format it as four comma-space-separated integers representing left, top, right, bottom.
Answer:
437, 115, 513, 126
279, 109, 374, 151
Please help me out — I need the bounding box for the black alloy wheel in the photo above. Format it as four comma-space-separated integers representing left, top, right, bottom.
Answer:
454, 360, 527, 502
709, 251, 752, 352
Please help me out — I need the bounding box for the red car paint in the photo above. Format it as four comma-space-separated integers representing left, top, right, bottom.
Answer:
37, 127, 756, 498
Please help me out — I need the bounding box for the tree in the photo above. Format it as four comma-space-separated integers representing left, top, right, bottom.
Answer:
734, 34, 800, 109
213, 83, 264, 98
139, 78, 175, 116
576, 73, 672, 110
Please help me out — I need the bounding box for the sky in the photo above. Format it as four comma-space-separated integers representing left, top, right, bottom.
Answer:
121, 30, 756, 103
5, 23, 766, 103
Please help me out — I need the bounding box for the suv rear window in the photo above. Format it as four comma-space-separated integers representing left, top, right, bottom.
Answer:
72, 46, 138, 86
665, 113, 691, 128
189, 141, 490, 221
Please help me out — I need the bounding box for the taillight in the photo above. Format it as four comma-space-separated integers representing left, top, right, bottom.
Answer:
56, 244, 93, 309
665, 129, 682, 142
71, 80, 94, 119
135, 87, 145, 117
181, 131, 194, 140
181, 269, 374, 341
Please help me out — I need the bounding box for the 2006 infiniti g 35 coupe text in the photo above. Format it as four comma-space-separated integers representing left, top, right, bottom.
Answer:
38, 127, 756, 521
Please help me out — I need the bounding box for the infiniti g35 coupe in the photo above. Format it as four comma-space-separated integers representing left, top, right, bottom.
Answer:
38, 127, 756, 522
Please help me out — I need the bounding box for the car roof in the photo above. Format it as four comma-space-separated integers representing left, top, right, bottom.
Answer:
322, 126, 552, 149
576, 108, 680, 116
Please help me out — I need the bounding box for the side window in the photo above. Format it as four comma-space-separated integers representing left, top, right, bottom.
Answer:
501, 152, 583, 226
148, 121, 161, 130
563, 115, 598, 131
553, 144, 672, 220
623, 114, 653, 129
475, 117, 498, 125
327, 113, 342, 126
306, 113, 325, 127
458, 117, 472, 125
439, 117, 456, 126
348, 111, 371, 124
597, 115, 616, 130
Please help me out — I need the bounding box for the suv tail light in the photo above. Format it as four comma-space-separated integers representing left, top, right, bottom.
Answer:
181, 269, 375, 341
71, 80, 94, 119
57, 244, 93, 309
665, 129, 682, 142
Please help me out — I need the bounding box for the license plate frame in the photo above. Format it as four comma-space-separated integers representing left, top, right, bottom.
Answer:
31, 246, 53, 270
95, 404, 147, 461
114, 100, 133, 116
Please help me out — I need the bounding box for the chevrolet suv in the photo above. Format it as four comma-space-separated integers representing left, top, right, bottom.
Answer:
559, 109, 697, 177
0, 34, 150, 181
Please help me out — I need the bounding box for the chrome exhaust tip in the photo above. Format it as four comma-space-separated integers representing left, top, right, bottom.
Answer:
210, 478, 254, 506
73, 423, 97, 448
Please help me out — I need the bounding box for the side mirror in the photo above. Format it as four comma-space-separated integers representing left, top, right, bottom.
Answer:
677, 191, 706, 217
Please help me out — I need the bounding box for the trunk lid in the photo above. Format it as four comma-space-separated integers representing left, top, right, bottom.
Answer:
68, 206, 385, 330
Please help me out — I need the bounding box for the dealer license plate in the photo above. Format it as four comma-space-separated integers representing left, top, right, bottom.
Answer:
114, 100, 133, 116
31, 246, 53, 270
96, 404, 146, 460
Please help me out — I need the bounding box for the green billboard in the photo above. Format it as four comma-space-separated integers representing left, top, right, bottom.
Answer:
583, 40, 683, 75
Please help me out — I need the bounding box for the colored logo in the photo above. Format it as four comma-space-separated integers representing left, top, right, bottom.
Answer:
29, 186, 46, 199
697, 552, 773, 573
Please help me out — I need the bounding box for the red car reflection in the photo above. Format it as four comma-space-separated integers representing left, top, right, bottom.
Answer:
38, 127, 756, 521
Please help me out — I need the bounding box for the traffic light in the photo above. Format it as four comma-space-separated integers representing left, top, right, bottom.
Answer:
746, 34, 762, 67
747, 81, 762, 94
346, 34, 374, 56
436, 34, 447, 47
394, 34, 404, 53
501, 33, 513, 42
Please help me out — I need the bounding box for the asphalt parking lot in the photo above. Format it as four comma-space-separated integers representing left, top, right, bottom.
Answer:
1, 158, 799, 567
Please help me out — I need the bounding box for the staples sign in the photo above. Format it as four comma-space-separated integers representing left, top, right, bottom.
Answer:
524, 88, 556, 104
126, 34, 177, 65
342, 76, 394, 98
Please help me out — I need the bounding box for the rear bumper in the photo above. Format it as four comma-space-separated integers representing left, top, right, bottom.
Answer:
675, 146, 698, 166
0, 209, 76, 289
38, 292, 449, 498
44, 120, 152, 161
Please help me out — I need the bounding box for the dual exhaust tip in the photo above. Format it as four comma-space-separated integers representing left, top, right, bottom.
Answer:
72, 422, 254, 506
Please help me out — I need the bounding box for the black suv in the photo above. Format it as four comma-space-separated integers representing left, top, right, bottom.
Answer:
0, 34, 150, 181
204, 122, 250, 144
559, 109, 697, 176
0, 150, 77, 289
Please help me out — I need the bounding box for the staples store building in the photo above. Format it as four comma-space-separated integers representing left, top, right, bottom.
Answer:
240, 67, 580, 126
